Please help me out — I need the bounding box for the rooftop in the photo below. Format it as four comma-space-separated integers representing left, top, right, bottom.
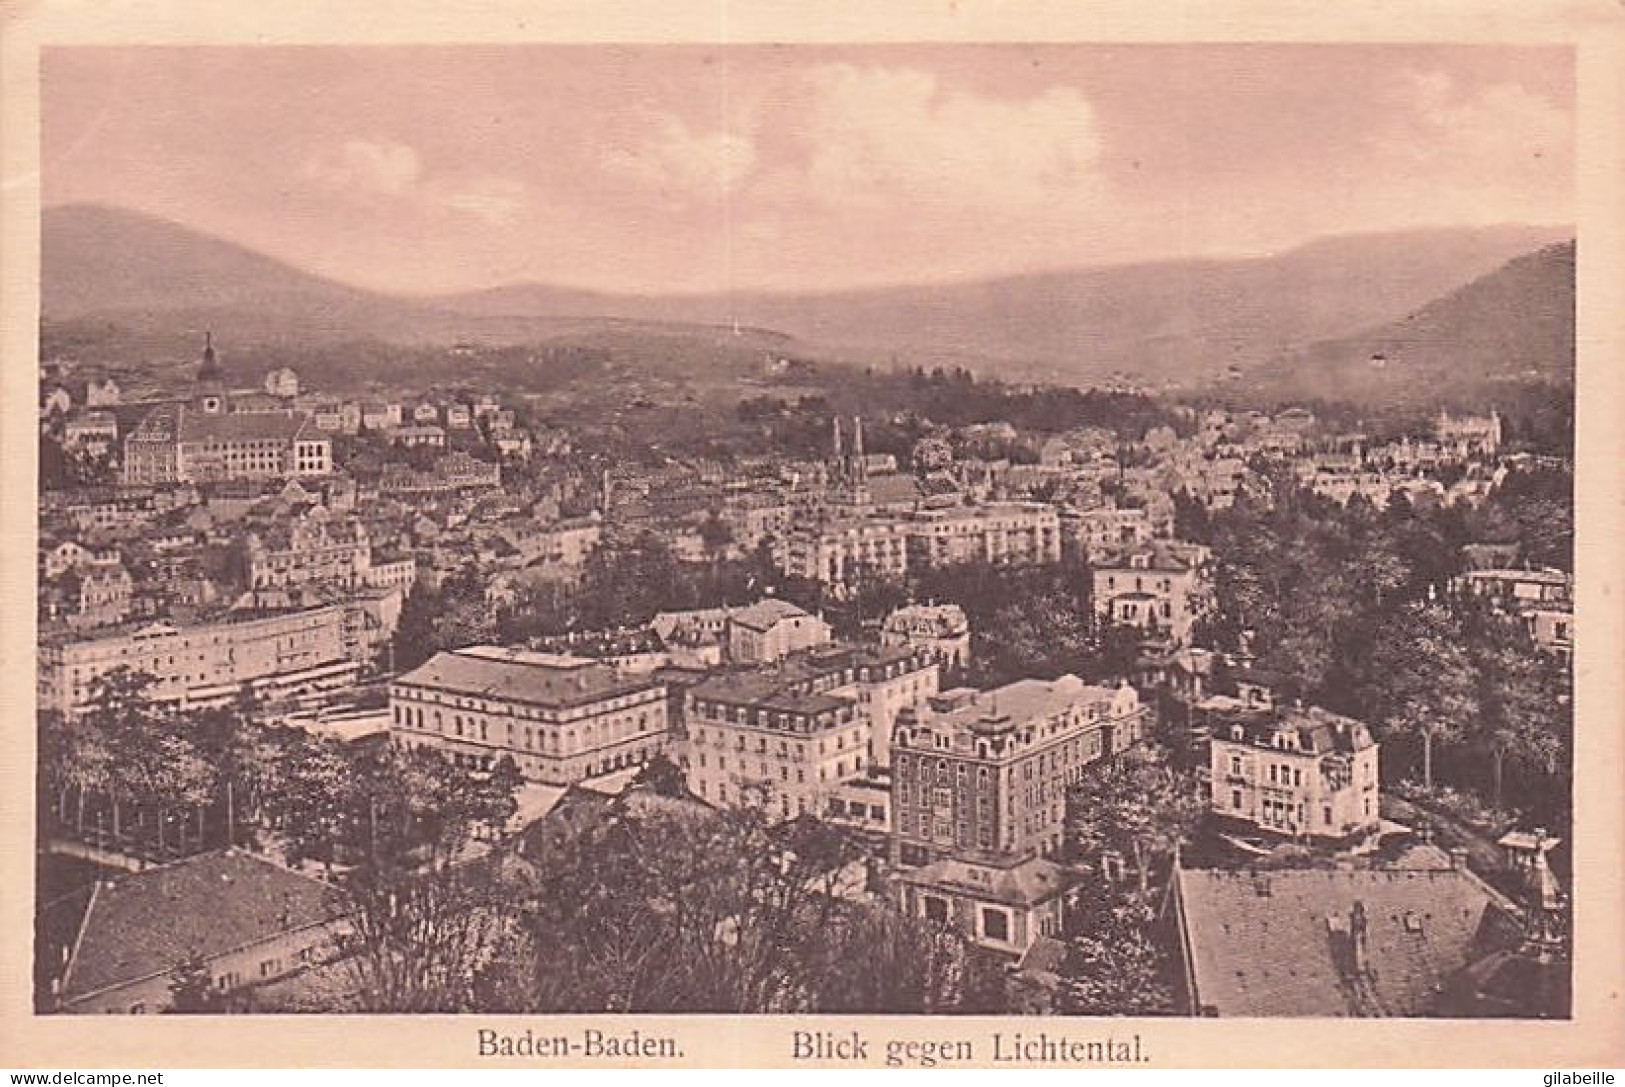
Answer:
899, 853, 1077, 908
61, 849, 348, 1005
901, 675, 1136, 744
729, 597, 816, 632
1219, 704, 1377, 755
177, 408, 312, 444
395, 646, 660, 708
1174, 864, 1517, 1017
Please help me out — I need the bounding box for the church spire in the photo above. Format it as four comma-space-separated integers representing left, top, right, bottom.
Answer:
199, 330, 221, 382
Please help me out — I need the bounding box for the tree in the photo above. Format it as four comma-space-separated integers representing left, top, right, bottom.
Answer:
471, 756, 525, 844
632, 752, 689, 798
1361, 603, 1479, 789
80, 668, 171, 845
185, 690, 262, 847
342, 865, 512, 1013
1064, 743, 1203, 895
1473, 642, 1567, 813
166, 952, 226, 1013
1057, 878, 1176, 1016
263, 731, 355, 871
506, 802, 995, 1013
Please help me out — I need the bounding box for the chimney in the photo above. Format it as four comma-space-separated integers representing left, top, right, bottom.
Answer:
1349, 901, 1369, 975
1449, 847, 1470, 871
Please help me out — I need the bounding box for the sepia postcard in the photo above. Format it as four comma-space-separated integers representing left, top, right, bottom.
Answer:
1, 0, 1622, 1071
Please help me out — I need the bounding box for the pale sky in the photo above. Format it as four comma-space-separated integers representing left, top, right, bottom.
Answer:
42, 44, 1573, 296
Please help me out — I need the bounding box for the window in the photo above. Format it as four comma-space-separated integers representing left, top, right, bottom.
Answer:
923, 895, 949, 925
1323, 805, 1333, 825
981, 907, 1011, 942
1232, 789, 1242, 810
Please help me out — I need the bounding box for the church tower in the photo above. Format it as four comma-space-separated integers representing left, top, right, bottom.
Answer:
195, 331, 226, 415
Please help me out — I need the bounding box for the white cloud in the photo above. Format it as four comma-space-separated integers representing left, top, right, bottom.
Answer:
440, 175, 528, 225
1387, 71, 1572, 186
1405, 71, 1569, 161
303, 138, 422, 196
784, 64, 1107, 216
600, 112, 757, 200
304, 138, 528, 225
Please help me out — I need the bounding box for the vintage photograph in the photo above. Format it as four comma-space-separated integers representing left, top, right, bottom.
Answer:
30, 41, 1578, 1022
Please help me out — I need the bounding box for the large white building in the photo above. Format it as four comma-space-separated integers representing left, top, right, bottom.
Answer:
726, 598, 832, 664
121, 339, 330, 485
1208, 704, 1381, 846
390, 647, 669, 783
682, 642, 939, 818
1091, 540, 1213, 646
38, 605, 358, 717
903, 501, 1061, 569
881, 603, 971, 672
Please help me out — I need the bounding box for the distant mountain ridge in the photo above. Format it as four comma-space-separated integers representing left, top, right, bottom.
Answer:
1238, 240, 1575, 406
42, 203, 1571, 389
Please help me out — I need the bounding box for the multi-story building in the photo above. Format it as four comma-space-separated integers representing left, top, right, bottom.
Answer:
780, 516, 912, 589
390, 425, 446, 448
84, 377, 122, 408
246, 513, 372, 591
881, 603, 971, 673
684, 672, 866, 821
726, 599, 832, 665
49, 563, 134, 630
38, 605, 357, 716
390, 646, 668, 783
1058, 504, 1152, 563
1435, 409, 1503, 459
1208, 704, 1380, 846
311, 401, 361, 435
263, 367, 300, 399
62, 412, 120, 456
1453, 568, 1573, 612
534, 514, 603, 568
1522, 604, 1574, 665
1091, 540, 1212, 645
174, 410, 332, 483
682, 642, 938, 817
903, 501, 1061, 570
120, 338, 332, 485
378, 451, 501, 495
891, 677, 1148, 867
720, 492, 793, 553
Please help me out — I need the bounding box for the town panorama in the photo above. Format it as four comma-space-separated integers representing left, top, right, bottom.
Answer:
34, 45, 1574, 1021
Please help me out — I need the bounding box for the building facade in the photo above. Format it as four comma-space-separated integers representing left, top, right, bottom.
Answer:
891, 677, 1148, 867
390, 646, 669, 783
1091, 540, 1212, 645
726, 599, 832, 664
881, 603, 971, 673
1208, 705, 1381, 845
38, 605, 357, 716
904, 502, 1061, 569
682, 642, 938, 818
